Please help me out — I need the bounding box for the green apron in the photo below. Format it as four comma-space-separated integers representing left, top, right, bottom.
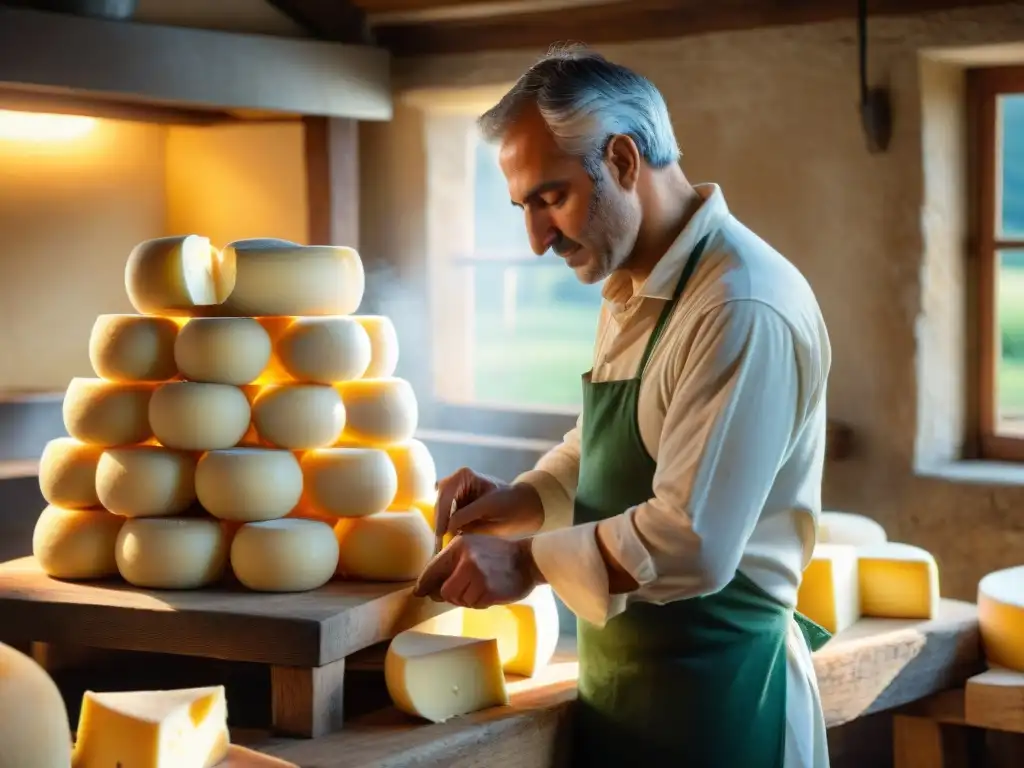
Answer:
570, 234, 830, 768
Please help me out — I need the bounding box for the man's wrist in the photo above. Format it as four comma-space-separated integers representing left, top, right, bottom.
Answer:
516, 537, 547, 586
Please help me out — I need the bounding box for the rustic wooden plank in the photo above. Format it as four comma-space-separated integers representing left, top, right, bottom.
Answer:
304, 116, 360, 249
965, 669, 1024, 735
272, 658, 348, 738
893, 714, 976, 768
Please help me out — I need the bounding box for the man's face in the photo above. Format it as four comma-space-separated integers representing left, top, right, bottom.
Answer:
497, 106, 640, 284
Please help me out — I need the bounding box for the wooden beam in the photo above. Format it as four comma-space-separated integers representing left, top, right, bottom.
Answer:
365, 0, 620, 25
267, 0, 375, 45
304, 117, 360, 248
373, 0, 1007, 57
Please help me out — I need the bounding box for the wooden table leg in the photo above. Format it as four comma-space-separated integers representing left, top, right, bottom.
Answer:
893, 714, 976, 768
271, 658, 346, 738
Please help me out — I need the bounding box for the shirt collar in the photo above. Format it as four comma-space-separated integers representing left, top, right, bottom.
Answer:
602, 183, 729, 307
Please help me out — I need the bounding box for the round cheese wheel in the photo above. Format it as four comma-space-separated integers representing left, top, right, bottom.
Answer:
230, 519, 339, 592
38, 437, 103, 509
115, 517, 228, 589
274, 317, 371, 384
385, 440, 437, 509
0, 642, 73, 768
251, 384, 345, 449
196, 449, 302, 522
95, 446, 197, 518
63, 378, 155, 447
149, 382, 251, 450
355, 316, 399, 378
978, 565, 1024, 672
125, 234, 226, 316
300, 448, 397, 518
335, 378, 418, 446
32, 504, 125, 580
334, 510, 433, 582
175, 317, 272, 385
88, 314, 180, 382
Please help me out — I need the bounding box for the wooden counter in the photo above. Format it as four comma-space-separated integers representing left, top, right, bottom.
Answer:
246, 599, 982, 768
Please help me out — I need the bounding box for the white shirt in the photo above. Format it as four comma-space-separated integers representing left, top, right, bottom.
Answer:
516, 183, 831, 768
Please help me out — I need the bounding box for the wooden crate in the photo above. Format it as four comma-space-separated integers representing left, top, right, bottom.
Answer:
0, 557, 451, 738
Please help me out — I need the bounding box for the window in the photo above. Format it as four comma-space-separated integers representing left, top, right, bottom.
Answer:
970, 66, 1024, 460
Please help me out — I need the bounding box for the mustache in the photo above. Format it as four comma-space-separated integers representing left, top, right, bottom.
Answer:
551, 232, 581, 256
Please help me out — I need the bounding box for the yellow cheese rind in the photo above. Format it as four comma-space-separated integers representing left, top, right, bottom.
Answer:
39, 437, 103, 509
72, 685, 229, 768
385, 440, 437, 510
196, 449, 302, 522
124, 235, 224, 316
461, 585, 561, 678
273, 316, 372, 384
978, 565, 1024, 672
796, 543, 860, 634
251, 384, 345, 450
0, 642, 72, 768
115, 518, 228, 589
95, 447, 198, 518
32, 505, 125, 580
175, 318, 272, 385
300, 447, 397, 518
334, 510, 433, 581
230, 519, 339, 592
88, 314, 180, 382
149, 382, 251, 451
857, 542, 940, 620
818, 511, 887, 548
63, 378, 155, 447
335, 378, 418, 446
355, 316, 399, 379
385, 631, 509, 724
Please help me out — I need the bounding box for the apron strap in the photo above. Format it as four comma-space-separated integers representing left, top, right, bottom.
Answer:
637, 233, 711, 378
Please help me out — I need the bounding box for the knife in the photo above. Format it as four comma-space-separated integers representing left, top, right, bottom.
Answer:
434, 498, 456, 557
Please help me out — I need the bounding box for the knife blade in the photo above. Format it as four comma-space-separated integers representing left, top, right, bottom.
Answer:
434, 498, 456, 557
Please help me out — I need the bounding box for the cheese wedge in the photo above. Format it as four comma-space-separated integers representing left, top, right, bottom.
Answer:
72, 686, 229, 768
858, 542, 940, 620
796, 543, 860, 634
385, 632, 508, 724
461, 585, 561, 677
0, 641, 73, 768
978, 565, 1024, 672
818, 511, 887, 548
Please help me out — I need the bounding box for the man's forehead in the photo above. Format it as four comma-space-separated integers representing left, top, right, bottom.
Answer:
498, 128, 575, 202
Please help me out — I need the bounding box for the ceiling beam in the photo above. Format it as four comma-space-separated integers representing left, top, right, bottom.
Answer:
365, 0, 620, 25
374, 0, 1007, 57
267, 0, 375, 45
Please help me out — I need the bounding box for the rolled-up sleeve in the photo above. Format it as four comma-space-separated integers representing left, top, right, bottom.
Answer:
531, 299, 802, 627
512, 411, 581, 533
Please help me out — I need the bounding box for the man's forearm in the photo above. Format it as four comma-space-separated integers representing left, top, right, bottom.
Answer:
519, 525, 639, 595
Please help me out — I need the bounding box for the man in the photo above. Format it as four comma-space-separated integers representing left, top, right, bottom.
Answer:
414, 44, 832, 768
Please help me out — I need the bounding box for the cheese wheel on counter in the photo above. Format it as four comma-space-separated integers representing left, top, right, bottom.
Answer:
978, 565, 1024, 672
63, 378, 155, 447
32, 504, 125, 580
251, 384, 345, 449
124, 235, 227, 316
38, 437, 103, 508
461, 585, 561, 678
300, 448, 397, 518
88, 314, 179, 382
818, 511, 887, 548
273, 316, 371, 384
174, 317, 271, 385
335, 378, 418, 446
230, 519, 338, 592
95, 446, 197, 518
334, 510, 433, 582
196, 449, 302, 522
858, 542, 939, 620
0, 642, 73, 768
355, 316, 399, 379
795, 544, 860, 635
115, 518, 228, 589
149, 382, 251, 450
385, 440, 437, 509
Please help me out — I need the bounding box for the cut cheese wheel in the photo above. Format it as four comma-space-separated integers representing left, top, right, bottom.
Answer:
124, 234, 227, 316
72, 686, 229, 768
978, 565, 1024, 671
63, 378, 154, 447
32, 504, 125, 580
230, 519, 338, 592
355, 316, 399, 378
251, 384, 345, 449
196, 449, 302, 522
174, 317, 271, 385
335, 378, 418, 446
818, 511, 887, 548
273, 316, 371, 383
461, 585, 560, 678
385, 631, 508, 724
385, 440, 437, 509
334, 510, 433, 582
300, 448, 397, 518
149, 382, 251, 451
858, 542, 940, 620
796, 543, 860, 634
38, 437, 103, 509
0, 642, 72, 768
88, 314, 180, 382
115, 518, 228, 589
95, 447, 197, 518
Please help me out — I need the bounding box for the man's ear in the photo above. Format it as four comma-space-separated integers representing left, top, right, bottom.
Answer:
605, 134, 640, 191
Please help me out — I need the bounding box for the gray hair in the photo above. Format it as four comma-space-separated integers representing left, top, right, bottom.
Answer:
478, 44, 680, 178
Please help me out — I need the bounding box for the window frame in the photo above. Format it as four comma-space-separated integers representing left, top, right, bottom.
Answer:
969, 65, 1024, 461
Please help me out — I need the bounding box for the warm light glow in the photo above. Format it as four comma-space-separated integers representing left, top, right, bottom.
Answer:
0, 110, 97, 141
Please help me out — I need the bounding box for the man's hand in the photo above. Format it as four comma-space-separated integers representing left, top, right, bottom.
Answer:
413, 534, 541, 608
434, 467, 545, 539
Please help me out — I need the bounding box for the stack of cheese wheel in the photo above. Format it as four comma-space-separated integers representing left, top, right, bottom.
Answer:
33, 234, 439, 594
